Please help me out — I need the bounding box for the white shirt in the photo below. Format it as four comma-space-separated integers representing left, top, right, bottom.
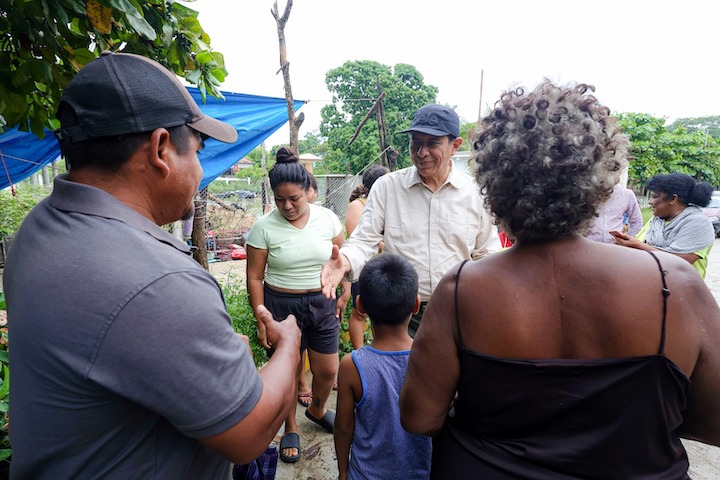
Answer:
341, 165, 498, 301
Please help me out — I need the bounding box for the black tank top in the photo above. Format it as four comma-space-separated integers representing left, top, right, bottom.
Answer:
431, 252, 691, 479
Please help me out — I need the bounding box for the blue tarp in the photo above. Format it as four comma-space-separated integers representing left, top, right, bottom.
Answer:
0, 87, 304, 191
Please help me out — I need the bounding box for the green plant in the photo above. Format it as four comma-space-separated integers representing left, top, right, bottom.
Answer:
220, 278, 268, 368
0, 184, 50, 237
0, 292, 11, 466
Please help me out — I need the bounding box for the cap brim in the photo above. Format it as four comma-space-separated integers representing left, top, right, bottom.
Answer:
398, 126, 452, 137
188, 115, 238, 144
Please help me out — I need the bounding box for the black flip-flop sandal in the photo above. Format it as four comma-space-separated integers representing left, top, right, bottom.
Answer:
304, 409, 335, 434
279, 432, 301, 463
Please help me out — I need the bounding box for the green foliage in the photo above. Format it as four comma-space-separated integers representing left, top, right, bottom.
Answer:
668, 116, 720, 139
220, 278, 269, 368
0, 0, 228, 137
319, 60, 438, 174
617, 113, 720, 188
0, 183, 50, 236
0, 292, 10, 465
234, 165, 267, 182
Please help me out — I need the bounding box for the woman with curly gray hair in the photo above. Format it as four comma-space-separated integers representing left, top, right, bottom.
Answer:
400, 80, 720, 478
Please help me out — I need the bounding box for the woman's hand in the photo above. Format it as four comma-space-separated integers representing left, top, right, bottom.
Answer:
610, 230, 645, 249
255, 312, 271, 349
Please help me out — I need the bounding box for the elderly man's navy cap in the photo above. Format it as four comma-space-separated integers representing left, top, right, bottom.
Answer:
56, 51, 238, 144
399, 104, 460, 138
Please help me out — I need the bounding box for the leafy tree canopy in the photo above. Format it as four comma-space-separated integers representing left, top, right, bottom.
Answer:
319, 60, 438, 174
668, 116, 720, 138
0, 0, 227, 138
617, 113, 720, 188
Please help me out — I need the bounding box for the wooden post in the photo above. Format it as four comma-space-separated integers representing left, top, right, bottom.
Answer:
272, 0, 304, 150
376, 77, 389, 169
477, 69, 484, 126
191, 187, 209, 271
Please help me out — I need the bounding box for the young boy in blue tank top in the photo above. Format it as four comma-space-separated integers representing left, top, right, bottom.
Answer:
334, 254, 432, 480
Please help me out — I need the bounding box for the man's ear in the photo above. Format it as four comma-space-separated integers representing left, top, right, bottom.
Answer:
356, 296, 366, 315
451, 136, 463, 153
412, 294, 421, 314
147, 128, 172, 178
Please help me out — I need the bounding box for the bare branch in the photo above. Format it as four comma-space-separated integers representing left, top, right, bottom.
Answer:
348, 92, 386, 146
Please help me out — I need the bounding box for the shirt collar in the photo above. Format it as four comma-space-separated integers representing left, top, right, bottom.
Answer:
50, 175, 193, 255
406, 162, 469, 189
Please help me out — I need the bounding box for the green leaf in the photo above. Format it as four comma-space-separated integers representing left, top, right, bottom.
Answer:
122, 13, 157, 40
0, 365, 8, 398
0, 449, 11, 461
44, 0, 70, 25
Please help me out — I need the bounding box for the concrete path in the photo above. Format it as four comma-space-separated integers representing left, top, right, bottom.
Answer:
211, 244, 720, 479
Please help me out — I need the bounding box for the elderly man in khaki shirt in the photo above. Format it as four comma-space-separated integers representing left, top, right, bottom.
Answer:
322, 103, 497, 336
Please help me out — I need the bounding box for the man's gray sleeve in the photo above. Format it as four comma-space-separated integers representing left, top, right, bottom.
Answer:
87, 270, 263, 438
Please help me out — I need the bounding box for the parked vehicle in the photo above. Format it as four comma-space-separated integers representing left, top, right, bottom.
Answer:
701, 196, 720, 236
216, 244, 247, 261
214, 190, 257, 199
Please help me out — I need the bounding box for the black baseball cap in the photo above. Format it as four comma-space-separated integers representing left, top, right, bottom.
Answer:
399, 104, 460, 138
56, 51, 238, 144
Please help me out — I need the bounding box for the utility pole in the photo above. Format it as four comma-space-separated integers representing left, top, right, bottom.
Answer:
477, 69, 484, 126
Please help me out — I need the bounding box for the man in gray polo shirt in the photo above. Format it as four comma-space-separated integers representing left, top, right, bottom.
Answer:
3, 52, 300, 479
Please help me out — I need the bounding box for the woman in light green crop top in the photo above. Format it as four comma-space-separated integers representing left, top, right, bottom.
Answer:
246, 147, 345, 464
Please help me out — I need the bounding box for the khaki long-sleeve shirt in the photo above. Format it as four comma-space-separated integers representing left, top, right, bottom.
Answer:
341, 165, 497, 301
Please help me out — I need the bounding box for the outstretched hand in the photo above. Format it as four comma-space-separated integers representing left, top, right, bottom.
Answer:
609, 230, 642, 249
321, 245, 348, 299
255, 304, 300, 352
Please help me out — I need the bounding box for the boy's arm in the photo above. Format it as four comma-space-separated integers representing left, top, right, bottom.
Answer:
334, 353, 360, 480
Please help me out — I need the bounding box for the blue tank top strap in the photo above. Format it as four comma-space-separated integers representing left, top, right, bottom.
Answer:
454, 260, 471, 349
646, 251, 670, 355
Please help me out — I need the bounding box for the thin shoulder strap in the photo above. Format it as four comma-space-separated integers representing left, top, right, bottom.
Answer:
646, 251, 670, 355
454, 260, 471, 349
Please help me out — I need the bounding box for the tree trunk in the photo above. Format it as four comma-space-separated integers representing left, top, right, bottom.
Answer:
272, 0, 304, 151
192, 187, 209, 271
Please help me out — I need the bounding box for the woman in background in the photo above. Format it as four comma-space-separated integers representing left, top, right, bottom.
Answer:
400, 81, 720, 478
611, 172, 715, 278
344, 165, 389, 349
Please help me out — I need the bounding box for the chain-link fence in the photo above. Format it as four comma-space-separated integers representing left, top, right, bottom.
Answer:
196, 171, 363, 254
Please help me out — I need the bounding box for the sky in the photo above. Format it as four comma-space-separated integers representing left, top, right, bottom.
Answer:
190, 0, 719, 149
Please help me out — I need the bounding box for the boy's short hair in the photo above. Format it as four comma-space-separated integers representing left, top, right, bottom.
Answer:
358, 254, 418, 326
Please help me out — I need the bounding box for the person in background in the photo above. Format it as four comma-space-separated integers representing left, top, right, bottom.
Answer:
322, 104, 498, 338
4, 52, 300, 479
586, 182, 643, 243
611, 173, 715, 278
246, 148, 346, 463
296, 172, 320, 408
334, 254, 431, 480
308, 172, 319, 203
344, 164, 389, 349
400, 80, 720, 478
